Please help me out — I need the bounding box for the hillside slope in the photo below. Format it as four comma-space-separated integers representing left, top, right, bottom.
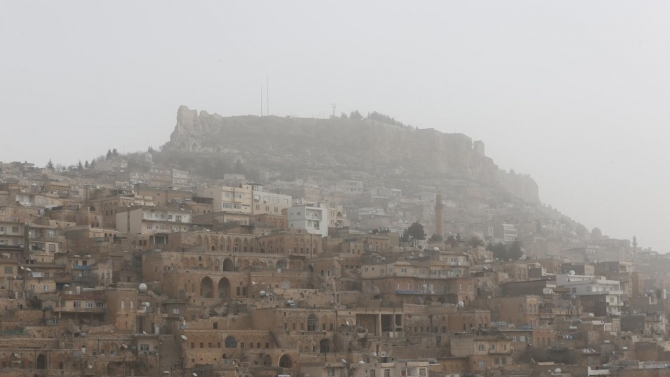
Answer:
164, 106, 539, 203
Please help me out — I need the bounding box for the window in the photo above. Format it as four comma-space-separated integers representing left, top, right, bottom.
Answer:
121, 300, 125, 310
11, 226, 18, 233
200, 342, 204, 348
419, 369, 426, 377
371, 371, 376, 377
502, 358, 507, 364
494, 358, 500, 365
384, 370, 390, 377
328, 369, 335, 377
86, 301, 93, 308
478, 361, 486, 368
73, 301, 81, 308
4, 266, 12, 274
140, 344, 149, 352
308, 314, 318, 331
478, 344, 485, 351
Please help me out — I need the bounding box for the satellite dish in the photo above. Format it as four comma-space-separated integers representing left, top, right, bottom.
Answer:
359, 361, 365, 364
341, 359, 347, 364
346, 321, 350, 325
458, 301, 465, 307
181, 335, 188, 340
588, 313, 595, 318
554, 368, 562, 374
138, 283, 148, 292
569, 270, 576, 276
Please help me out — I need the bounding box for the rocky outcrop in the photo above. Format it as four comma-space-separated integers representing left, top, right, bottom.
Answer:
165, 106, 540, 203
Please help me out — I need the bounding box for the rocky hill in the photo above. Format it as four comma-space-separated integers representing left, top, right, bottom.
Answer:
164, 106, 539, 203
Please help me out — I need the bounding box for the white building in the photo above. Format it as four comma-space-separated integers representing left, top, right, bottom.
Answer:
556, 274, 623, 315
116, 206, 191, 235
288, 204, 328, 237
251, 188, 292, 215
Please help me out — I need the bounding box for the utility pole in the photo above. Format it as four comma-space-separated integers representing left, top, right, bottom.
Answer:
266, 76, 269, 116
332, 104, 336, 117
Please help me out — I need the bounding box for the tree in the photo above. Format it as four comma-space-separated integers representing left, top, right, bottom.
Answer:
84, 160, 89, 169
46, 159, 55, 170
89, 159, 96, 169
77, 160, 84, 171
429, 234, 443, 242
446, 235, 458, 247
349, 110, 363, 120
487, 242, 508, 260
148, 146, 154, 153
507, 240, 523, 260
340, 112, 348, 119
469, 236, 485, 247
406, 222, 426, 241
112, 148, 119, 156
106, 150, 112, 159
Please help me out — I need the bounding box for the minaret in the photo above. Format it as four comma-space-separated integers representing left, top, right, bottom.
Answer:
435, 194, 444, 240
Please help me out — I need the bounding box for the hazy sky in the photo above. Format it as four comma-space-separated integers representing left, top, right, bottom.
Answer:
1, 2, 669, 251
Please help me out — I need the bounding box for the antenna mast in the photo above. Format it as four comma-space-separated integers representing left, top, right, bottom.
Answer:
261, 86, 263, 116
332, 104, 337, 117
266, 76, 269, 116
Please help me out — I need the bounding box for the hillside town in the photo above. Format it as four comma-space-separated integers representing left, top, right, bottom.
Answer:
0, 157, 668, 377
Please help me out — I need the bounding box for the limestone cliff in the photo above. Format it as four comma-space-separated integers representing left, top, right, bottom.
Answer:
165, 106, 540, 203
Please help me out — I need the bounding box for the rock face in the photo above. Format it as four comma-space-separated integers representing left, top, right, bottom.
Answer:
166, 106, 540, 203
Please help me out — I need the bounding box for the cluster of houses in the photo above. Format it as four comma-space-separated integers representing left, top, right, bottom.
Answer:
0, 160, 668, 377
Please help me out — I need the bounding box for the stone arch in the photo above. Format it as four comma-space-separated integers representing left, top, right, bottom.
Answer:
190, 257, 197, 268
277, 259, 287, 270
36, 354, 46, 369
218, 278, 231, 298
234, 238, 241, 252
320, 339, 332, 353
182, 258, 190, 268
227, 237, 232, 252
222, 258, 234, 272
200, 276, 214, 298
263, 354, 272, 366
225, 335, 237, 348
279, 354, 293, 368
244, 238, 249, 252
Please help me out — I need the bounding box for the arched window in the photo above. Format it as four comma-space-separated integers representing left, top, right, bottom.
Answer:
130, 301, 134, 310
225, 336, 238, 348
121, 300, 125, 310
307, 314, 318, 332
